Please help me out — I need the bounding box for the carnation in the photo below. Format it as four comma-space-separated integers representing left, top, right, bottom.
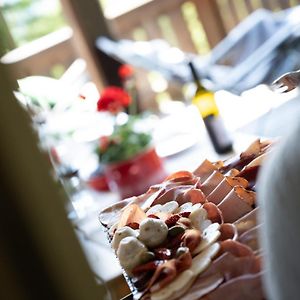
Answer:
97, 86, 131, 114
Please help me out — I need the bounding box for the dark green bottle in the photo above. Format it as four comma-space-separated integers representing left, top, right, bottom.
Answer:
189, 61, 233, 154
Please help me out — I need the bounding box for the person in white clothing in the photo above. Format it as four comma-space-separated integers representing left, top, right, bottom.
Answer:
258, 114, 300, 300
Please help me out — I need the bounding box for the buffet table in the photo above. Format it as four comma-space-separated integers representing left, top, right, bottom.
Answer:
59, 85, 300, 299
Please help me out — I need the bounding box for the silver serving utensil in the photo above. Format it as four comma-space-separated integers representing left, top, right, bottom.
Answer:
271, 69, 300, 93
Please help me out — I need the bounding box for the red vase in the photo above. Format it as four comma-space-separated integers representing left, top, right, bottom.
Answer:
104, 147, 167, 199
87, 173, 110, 192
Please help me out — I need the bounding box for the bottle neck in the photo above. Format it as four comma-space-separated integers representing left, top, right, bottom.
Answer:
188, 61, 219, 117
188, 61, 208, 93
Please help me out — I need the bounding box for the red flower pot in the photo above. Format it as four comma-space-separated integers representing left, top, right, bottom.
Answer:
87, 173, 110, 192
86, 164, 110, 192
104, 147, 167, 199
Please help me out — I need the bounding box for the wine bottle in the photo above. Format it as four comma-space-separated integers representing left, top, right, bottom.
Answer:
188, 61, 233, 154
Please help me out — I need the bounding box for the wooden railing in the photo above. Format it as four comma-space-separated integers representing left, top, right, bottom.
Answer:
106, 0, 300, 54
0, 27, 77, 80
103, 0, 300, 109
215, 0, 300, 33
2, 0, 300, 89
106, 0, 224, 54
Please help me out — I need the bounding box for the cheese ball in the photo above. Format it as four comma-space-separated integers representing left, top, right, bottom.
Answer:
117, 236, 148, 272
111, 226, 138, 250
139, 218, 168, 247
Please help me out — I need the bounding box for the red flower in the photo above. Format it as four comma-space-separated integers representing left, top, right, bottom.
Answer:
118, 64, 134, 80
99, 136, 110, 152
97, 86, 131, 114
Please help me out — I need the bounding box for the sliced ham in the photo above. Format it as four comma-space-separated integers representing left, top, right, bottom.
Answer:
147, 259, 177, 293
219, 154, 256, 174
239, 138, 271, 161
219, 139, 271, 175
99, 195, 142, 227
117, 203, 147, 229
236, 165, 260, 190
181, 252, 262, 300
238, 225, 261, 252
99, 188, 168, 228
150, 185, 191, 207
182, 229, 202, 253
200, 171, 225, 196
217, 187, 255, 223
180, 273, 224, 300
201, 272, 265, 300
202, 202, 223, 224
193, 159, 218, 183
148, 251, 192, 293
182, 188, 207, 205
234, 207, 258, 224
240, 152, 267, 170
200, 252, 261, 280
206, 176, 248, 205
163, 170, 199, 186
224, 168, 240, 177
219, 240, 254, 258
218, 223, 238, 241
234, 207, 258, 236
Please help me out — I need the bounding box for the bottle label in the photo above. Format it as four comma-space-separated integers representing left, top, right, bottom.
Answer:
192, 92, 219, 118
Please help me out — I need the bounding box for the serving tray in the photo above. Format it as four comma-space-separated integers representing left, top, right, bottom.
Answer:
99, 139, 271, 300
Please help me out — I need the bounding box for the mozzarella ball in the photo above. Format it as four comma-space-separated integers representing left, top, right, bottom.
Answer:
111, 226, 138, 250
139, 218, 168, 247
117, 236, 147, 272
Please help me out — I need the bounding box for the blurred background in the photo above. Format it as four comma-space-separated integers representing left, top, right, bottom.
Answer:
1, 1, 300, 299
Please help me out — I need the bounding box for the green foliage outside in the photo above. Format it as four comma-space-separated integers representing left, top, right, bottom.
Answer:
0, 10, 15, 56
0, 0, 66, 48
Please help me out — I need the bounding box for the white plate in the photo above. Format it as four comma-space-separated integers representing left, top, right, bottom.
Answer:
155, 132, 199, 158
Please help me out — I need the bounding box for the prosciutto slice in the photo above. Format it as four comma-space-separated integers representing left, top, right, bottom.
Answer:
206, 176, 248, 205
200, 171, 225, 196
181, 251, 262, 300
219, 240, 254, 258
201, 272, 265, 300
238, 225, 261, 252
234, 207, 258, 236
203, 203, 223, 224
218, 223, 238, 241
193, 159, 218, 183
147, 251, 193, 293
217, 187, 255, 223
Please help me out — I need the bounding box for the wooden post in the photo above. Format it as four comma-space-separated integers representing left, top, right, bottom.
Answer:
0, 62, 106, 300
192, 0, 227, 47
60, 0, 115, 90
169, 8, 197, 53
0, 10, 16, 56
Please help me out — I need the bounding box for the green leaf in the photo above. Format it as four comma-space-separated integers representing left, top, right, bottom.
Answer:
98, 116, 152, 164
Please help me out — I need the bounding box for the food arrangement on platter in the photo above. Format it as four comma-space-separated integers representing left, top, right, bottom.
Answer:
99, 139, 272, 300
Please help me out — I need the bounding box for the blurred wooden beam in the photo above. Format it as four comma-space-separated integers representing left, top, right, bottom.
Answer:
1, 27, 76, 79
192, 0, 227, 48
60, 0, 114, 90
0, 62, 105, 300
0, 10, 16, 56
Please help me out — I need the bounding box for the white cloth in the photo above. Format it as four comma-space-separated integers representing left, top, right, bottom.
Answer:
258, 116, 300, 300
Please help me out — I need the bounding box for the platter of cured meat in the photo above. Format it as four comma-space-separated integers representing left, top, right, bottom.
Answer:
99, 139, 271, 300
